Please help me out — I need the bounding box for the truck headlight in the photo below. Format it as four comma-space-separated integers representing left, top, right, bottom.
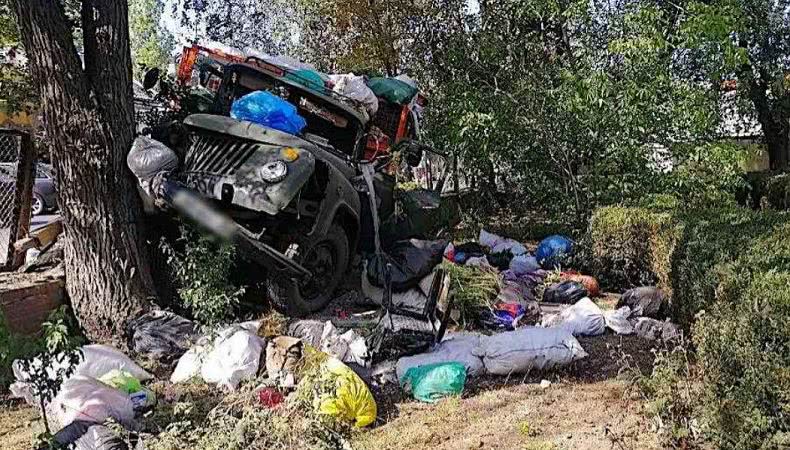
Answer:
258, 160, 288, 183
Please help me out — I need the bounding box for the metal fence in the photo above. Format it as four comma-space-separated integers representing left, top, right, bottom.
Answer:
0, 129, 34, 270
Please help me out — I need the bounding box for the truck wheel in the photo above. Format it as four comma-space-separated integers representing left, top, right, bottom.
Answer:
266, 223, 350, 316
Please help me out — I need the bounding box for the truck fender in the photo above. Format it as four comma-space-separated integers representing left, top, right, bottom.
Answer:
310, 163, 361, 251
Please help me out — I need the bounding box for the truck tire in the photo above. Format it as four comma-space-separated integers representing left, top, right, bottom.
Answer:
266, 223, 350, 316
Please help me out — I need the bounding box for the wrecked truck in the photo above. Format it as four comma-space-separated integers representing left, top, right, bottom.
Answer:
130, 57, 432, 316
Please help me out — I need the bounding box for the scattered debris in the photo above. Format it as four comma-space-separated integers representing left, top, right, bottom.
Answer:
542, 298, 606, 337
400, 361, 467, 403
543, 280, 589, 304
617, 286, 668, 319
128, 310, 199, 364
540, 379, 552, 389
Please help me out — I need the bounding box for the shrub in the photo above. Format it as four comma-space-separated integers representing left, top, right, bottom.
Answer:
669, 207, 788, 326
586, 206, 681, 292
0, 310, 44, 392
693, 271, 790, 449
160, 225, 245, 326
636, 341, 704, 447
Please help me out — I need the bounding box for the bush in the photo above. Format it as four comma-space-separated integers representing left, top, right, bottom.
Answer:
598, 204, 790, 447
586, 206, 681, 292
693, 271, 790, 449
160, 225, 246, 326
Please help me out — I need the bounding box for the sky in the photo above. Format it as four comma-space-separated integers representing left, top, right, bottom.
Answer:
162, 0, 482, 48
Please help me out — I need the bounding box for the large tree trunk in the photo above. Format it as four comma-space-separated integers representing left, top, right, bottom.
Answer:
745, 66, 790, 170
11, 0, 154, 345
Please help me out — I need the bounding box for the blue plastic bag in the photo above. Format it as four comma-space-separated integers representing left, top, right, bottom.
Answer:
231, 91, 307, 135
400, 362, 466, 403
535, 235, 574, 268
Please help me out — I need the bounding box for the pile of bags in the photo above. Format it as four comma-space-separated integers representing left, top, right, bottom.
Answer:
10, 344, 156, 447
394, 327, 588, 402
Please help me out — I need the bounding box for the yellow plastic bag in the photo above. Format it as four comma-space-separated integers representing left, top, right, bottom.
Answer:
317, 357, 377, 427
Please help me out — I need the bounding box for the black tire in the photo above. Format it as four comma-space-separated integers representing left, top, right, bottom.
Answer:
31, 193, 45, 216
266, 223, 350, 316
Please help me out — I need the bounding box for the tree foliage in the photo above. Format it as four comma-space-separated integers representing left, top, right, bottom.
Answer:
129, 0, 174, 77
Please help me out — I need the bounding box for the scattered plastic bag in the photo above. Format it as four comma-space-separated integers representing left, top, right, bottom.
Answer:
396, 333, 484, 380
231, 90, 307, 135
201, 329, 264, 391
170, 345, 205, 383
366, 239, 447, 292
535, 235, 574, 268
98, 369, 155, 411
258, 387, 285, 409
265, 336, 303, 385
127, 136, 178, 182
561, 273, 600, 297
604, 307, 634, 335
330, 73, 379, 115
633, 317, 680, 341
317, 357, 377, 427
617, 287, 668, 319
49, 375, 135, 432
129, 310, 198, 363
510, 254, 539, 275
474, 327, 587, 375
487, 250, 514, 271
53, 420, 129, 450
493, 240, 528, 256
479, 229, 504, 248
320, 322, 370, 367
400, 362, 466, 403
542, 281, 588, 304
287, 320, 326, 348
465, 256, 492, 269
542, 297, 605, 337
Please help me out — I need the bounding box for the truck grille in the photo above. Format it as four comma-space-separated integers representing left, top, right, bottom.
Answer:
184, 133, 258, 176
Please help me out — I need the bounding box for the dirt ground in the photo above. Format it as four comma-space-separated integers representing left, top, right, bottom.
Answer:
353, 379, 657, 450
0, 401, 43, 450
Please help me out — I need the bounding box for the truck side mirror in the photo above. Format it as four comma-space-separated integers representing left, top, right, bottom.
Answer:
142, 67, 161, 90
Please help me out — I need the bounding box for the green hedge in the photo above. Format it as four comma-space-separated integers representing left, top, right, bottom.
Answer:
587, 205, 681, 294
589, 204, 790, 446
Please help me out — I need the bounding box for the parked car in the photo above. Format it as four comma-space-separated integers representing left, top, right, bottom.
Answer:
0, 162, 57, 216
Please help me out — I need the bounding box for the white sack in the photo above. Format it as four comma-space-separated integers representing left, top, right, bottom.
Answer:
75, 345, 153, 381
49, 375, 135, 432
319, 321, 369, 367
396, 332, 485, 381
474, 326, 587, 375
170, 345, 205, 383
200, 330, 264, 391
11, 344, 151, 406
542, 297, 605, 337
330, 73, 379, 116
604, 307, 634, 335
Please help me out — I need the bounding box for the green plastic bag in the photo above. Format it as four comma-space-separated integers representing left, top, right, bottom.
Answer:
367, 78, 418, 105
99, 369, 156, 410
400, 362, 466, 403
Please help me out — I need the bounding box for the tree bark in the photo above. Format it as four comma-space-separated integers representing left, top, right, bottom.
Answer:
11, 0, 154, 345
743, 65, 790, 170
